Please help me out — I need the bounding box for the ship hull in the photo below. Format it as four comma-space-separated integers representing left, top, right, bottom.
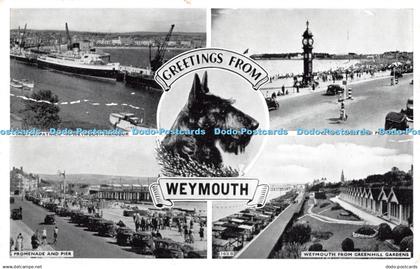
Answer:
10, 54, 37, 65
38, 58, 118, 80
125, 73, 161, 91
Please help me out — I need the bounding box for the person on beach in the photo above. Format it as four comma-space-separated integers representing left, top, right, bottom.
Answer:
15, 233, 23, 251
41, 227, 47, 245
271, 92, 276, 99
199, 227, 204, 241
141, 217, 146, 231
189, 229, 194, 244
53, 226, 58, 244
178, 222, 182, 234
31, 233, 38, 250
184, 226, 189, 243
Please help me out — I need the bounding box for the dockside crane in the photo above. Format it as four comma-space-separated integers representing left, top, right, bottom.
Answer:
150, 24, 175, 72
19, 24, 27, 48
14, 26, 21, 46
65, 22, 73, 50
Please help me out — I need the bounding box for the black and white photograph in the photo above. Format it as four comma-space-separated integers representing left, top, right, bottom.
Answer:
9, 137, 207, 258
212, 135, 413, 258
2, 1, 420, 268
211, 9, 413, 131
157, 69, 269, 177
10, 9, 206, 131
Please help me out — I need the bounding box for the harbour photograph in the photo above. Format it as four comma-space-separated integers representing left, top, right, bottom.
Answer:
211, 9, 413, 131
10, 9, 206, 131
212, 135, 413, 259
9, 136, 207, 258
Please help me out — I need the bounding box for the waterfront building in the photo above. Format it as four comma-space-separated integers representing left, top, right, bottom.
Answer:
94, 183, 152, 202
10, 167, 39, 193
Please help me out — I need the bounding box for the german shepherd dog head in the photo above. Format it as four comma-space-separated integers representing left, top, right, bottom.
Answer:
161, 72, 259, 167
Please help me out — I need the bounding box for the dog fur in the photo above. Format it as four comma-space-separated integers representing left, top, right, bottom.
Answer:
161, 71, 259, 167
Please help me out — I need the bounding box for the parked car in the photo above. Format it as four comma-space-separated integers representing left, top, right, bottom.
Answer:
44, 214, 56, 225
56, 206, 71, 217
131, 232, 155, 255
98, 221, 117, 237
87, 217, 105, 232
265, 97, 279, 111
326, 84, 344, 96
116, 227, 134, 246
153, 238, 185, 258
401, 97, 413, 121
70, 211, 84, 224
11, 208, 22, 220
78, 214, 91, 227
385, 112, 409, 130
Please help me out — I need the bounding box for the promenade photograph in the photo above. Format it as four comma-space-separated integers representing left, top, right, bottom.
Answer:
10, 9, 206, 131
212, 135, 413, 258
211, 9, 413, 131
9, 136, 207, 258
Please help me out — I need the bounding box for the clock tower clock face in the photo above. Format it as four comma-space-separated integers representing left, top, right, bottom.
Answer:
302, 39, 308, 46
309, 38, 314, 46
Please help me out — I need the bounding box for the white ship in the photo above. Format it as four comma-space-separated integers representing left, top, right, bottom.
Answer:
37, 50, 120, 80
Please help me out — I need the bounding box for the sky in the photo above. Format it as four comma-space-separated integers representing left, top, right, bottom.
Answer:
10, 9, 206, 33
248, 135, 413, 185
212, 9, 413, 54
10, 137, 160, 177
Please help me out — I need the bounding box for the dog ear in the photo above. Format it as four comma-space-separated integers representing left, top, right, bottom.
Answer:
201, 71, 209, 93
188, 73, 203, 109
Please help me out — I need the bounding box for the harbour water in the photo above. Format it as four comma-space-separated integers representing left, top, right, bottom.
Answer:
10, 47, 187, 129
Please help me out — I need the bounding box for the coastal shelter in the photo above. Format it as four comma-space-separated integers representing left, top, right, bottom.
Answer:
94, 184, 151, 202
339, 186, 412, 226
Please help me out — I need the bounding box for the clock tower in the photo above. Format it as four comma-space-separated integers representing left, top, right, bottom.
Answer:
302, 21, 314, 86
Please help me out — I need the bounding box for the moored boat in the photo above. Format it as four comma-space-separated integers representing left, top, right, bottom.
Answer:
124, 68, 160, 90
10, 48, 38, 64
109, 112, 151, 131
10, 80, 23, 89
11, 78, 35, 90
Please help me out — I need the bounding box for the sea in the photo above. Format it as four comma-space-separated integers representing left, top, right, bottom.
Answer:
257, 59, 360, 77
